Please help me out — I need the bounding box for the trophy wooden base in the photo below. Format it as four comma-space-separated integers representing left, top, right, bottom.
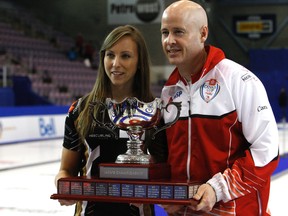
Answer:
99, 162, 171, 180
50, 177, 200, 205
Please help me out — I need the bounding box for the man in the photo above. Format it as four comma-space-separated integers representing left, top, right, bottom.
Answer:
160, 1, 279, 215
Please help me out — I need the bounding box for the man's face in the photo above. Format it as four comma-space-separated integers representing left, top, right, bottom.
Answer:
161, 10, 204, 68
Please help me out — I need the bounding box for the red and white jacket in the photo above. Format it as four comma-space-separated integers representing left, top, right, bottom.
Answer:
161, 45, 279, 216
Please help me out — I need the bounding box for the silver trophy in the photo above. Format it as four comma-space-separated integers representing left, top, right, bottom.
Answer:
90, 97, 181, 164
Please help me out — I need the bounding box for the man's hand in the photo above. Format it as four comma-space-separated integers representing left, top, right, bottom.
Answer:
189, 183, 217, 212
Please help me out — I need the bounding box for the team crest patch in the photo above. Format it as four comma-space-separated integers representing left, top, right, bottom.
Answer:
200, 79, 220, 103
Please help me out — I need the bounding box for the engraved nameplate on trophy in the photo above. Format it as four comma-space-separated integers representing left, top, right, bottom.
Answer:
51, 177, 200, 205
99, 163, 171, 180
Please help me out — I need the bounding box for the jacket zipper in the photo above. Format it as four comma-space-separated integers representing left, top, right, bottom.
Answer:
186, 82, 192, 180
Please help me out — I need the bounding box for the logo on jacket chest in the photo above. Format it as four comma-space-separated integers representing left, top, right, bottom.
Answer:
200, 79, 220, 103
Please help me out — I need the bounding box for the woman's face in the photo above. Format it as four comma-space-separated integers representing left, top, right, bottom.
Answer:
104, 36, 138, 90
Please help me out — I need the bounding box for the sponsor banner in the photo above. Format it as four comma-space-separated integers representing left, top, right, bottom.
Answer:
107, 0, 164, 24
233, 14, 276, 39
0, 114, 66, 144
220, 0, 288, 4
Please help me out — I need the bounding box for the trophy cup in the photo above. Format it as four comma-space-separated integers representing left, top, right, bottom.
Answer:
94, 97, 179, 164
90, 97, 180, 180
107, 97, 162, 164
51, 97, 200, 204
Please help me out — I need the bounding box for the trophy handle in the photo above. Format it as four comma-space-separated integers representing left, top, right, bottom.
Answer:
151, 101, 182, 139
89, 101, 119, 139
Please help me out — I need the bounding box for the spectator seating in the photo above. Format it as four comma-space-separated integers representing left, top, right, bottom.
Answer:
0, 7, 97, 106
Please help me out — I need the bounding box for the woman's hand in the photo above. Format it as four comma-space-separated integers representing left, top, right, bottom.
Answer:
58, 199, 77, 206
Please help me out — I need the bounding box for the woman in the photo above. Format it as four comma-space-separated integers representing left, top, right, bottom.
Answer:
55, 25, 167, 216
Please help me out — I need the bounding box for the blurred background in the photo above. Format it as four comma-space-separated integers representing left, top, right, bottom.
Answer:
0, 0, 287, 215
0, 0, 288, 117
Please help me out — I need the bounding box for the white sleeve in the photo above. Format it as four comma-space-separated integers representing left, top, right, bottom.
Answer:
233, 70, 279, 167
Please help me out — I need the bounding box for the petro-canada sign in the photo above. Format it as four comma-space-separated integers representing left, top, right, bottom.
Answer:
108, 0, 164, 24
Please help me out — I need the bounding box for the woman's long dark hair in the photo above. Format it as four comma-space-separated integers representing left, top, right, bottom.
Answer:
77, 25, 154, 138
